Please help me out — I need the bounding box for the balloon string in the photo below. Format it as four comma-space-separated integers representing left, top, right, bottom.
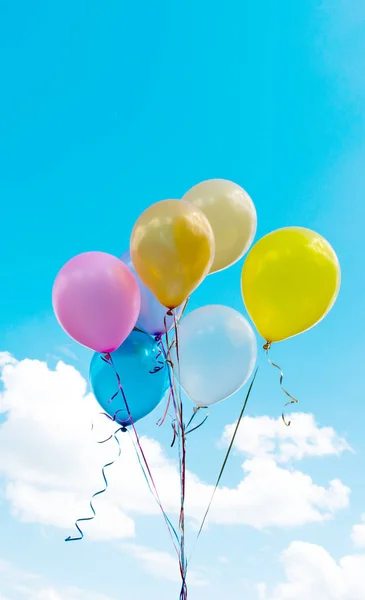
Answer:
180, 297, 190, 321
155, 332, 176, 428
125, 427, 181, 549
185, 407, 199, 430
65, 422, 123, 542
99, 407, 181, 556
161, 310, 188, 599
182, 406, 210, 436
185, 411, 209, 436
187, 367, 259, 565
159, 333, 183, 452
156, 389, 172, 427
172, 310, 188, 600
102, 352, 183, 564
149, 339, 165, 374
263, 342, 299, 426
155, 300, 190, 598
131, 327, 165, 374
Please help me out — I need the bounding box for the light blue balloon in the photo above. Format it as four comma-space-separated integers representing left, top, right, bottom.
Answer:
120, 250, 183, 336
174, 305, 257, 407
90, 330, 169, 427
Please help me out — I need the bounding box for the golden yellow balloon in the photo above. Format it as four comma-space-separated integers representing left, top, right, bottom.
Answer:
182, 179, 257, 273
130, 199, 215, 309
241, 227, 341, 343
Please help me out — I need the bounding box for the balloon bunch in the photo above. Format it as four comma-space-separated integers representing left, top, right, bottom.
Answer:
52, 178, 340, 598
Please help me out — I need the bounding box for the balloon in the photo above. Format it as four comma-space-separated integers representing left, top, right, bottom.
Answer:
130, 200, 215, 309
182, 179, 257, 273
241, 227, 341, 343
90, 330, 169, 426
120, 250, 184, 336
174, 305, 257, 407
52, 252, 141, 353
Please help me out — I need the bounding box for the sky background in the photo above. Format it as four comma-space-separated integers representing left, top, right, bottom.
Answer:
1, 0, 365, 598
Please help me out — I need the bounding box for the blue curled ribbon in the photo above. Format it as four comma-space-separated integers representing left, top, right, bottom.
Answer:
65, 416, 124, 542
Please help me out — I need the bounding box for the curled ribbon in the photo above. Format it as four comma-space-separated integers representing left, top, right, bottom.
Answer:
263, 342, 299, 426
65, 422, 123, 542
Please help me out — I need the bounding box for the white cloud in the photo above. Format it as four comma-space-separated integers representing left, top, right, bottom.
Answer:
256, 583, 267, 600
0, 353, 136, 540
351, 514, 365, 548
257, 541, 365, 600
29, 589, 115, 600
0, 353, 351, 541
221, 413, 351, 463
0, 352, 17, 368
199, 458, 349, 529
6, 481, 135, 540
125, 544, 208, 586
0, 558, 117, 600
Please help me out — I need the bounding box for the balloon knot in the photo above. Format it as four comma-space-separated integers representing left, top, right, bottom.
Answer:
263, 341, 272, 351
121, 426, 128, 433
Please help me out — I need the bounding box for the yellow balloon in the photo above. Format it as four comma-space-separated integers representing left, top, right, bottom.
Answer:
182, 179, 257, 273
130, 200, 215, 309
241, 227, 341, 343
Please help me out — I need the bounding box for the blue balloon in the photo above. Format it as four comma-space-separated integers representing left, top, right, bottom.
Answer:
90, 330, 169, 427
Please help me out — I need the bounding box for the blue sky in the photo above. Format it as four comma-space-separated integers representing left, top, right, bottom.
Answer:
1, 0, 365, 598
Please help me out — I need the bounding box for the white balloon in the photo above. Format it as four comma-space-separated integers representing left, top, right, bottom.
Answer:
175, 305, 257, 406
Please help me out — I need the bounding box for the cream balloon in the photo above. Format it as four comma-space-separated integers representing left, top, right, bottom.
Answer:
182, 179, 257, 273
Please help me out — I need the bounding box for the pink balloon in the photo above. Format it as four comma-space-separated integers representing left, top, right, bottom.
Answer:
52, 252, 141, 353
